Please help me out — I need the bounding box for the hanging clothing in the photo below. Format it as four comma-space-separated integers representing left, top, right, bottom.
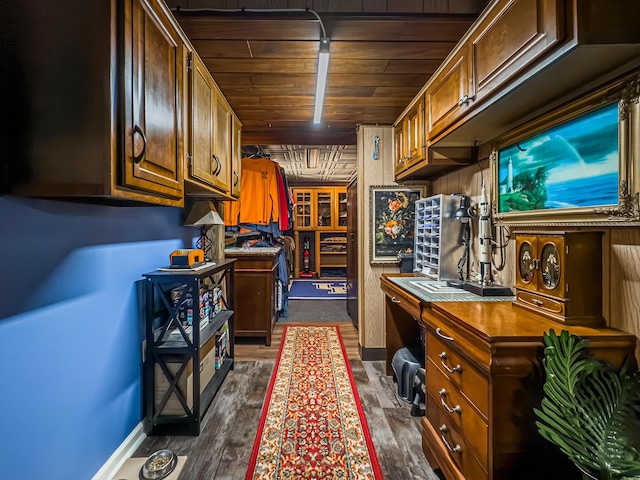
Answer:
274, 163, 290, 232
239, 156, 280, 226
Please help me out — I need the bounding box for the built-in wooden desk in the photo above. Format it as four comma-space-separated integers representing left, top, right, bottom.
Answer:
380, 273, 637, 480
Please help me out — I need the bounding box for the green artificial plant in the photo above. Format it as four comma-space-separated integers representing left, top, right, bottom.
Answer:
534, 329, 640, 480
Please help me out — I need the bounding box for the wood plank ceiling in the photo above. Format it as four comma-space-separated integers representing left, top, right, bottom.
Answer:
166, 0, 490, 184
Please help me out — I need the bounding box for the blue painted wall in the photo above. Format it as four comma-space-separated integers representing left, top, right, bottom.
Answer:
0, 196, 196, 480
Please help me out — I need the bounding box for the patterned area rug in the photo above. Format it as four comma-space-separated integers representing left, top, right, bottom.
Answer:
288, 280, 347, 300
245, 326, 383, 480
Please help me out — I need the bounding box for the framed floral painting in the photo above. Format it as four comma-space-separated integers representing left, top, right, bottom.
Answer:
369, 185, 426, 264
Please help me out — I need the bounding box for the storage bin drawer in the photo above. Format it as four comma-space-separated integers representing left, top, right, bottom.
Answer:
427, 331, 489, 416
427, 357, 488, 465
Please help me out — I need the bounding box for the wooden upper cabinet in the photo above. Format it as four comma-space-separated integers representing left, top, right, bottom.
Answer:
394, 121, 407, 176
469, 0, 562, 107
10, 0, 185, 206
231, 116, 242, 199
185, 51, 235, 198
213, 89, 232, 193
405, 95, 426, 169
123, 0, 185, 201
426, 45, 473, 142
395, 95, 427, 177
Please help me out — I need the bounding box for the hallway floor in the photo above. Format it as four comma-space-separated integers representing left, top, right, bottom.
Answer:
134, 319, 438, 479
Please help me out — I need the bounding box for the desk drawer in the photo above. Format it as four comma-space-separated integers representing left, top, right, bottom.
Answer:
384, 285, 421, 320
425, 401, 488, 480
427, 357, 488, 465
427, 332, 488, 416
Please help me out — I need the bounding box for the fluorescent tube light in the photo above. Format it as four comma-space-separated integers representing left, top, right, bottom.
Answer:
306, 148, 319, 169
313, 37, 330, 124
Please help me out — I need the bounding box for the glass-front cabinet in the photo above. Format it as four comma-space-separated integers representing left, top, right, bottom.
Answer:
292, 187, 348, 278
293, 189, 313, 230
316, 188, 336, 230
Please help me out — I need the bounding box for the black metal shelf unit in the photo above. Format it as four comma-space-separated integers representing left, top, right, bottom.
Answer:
141, 258, 236, 436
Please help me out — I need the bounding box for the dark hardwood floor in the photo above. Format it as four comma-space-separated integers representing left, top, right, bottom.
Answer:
134, 321, 438, 479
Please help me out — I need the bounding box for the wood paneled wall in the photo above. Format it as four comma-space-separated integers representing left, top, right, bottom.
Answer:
356, 125, 429, 350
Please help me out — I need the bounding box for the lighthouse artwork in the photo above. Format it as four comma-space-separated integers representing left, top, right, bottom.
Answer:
496, 101, 619, 214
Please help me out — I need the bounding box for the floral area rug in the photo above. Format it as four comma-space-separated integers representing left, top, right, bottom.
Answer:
245, 325, 383, 480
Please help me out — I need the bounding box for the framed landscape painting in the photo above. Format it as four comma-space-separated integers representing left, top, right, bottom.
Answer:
369, 185, 426, 264
491, 74, 640, 226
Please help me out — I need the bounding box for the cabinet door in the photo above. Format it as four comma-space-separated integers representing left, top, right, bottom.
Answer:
336, 188, 348, 230
231, 116, 242, 198
470, 0, 563, 106
189, 52, 217, 187
212, 88, 232, 193
293, 189, 314, 230
394, 120, 407, 175
315, 188, 335, 230
537, 235, 565, 299
124, 0, 184, 199
426, 44, 473, 142
406, 96, 426, 168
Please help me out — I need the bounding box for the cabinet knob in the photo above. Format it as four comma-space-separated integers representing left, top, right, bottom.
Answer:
532, 298, 544, 306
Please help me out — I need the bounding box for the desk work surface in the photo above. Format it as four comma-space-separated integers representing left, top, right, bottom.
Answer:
388, 277, 515, 303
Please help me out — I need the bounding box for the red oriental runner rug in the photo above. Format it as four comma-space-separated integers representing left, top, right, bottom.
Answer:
245, 325, 383, 480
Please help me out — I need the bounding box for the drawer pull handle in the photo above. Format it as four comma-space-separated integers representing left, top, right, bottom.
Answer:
532, 298, 544, 306
391, 296, 402, 304
436, 327, 454, 342
438, 352, 462, 374
439, 424, 462, 453
439, 388, 462, 414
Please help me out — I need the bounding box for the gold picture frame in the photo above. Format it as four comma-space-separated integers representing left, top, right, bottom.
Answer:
490, 71, 640, 226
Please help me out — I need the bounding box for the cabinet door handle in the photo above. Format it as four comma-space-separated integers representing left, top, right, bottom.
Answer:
133, 124, 147, 164
390, 296, 402, 304
233, 171, 239, 187
438, 351, 462, 374
436, 327, 454, 342
439, 424, 462, 453
212, 155, 222, 175
457, 94, 473, 107
438, 388, 462, 414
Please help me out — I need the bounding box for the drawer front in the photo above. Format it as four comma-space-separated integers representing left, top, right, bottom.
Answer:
427, 331, 489, 415
427, 358, 488, 464
424, 307, 491, 368
515, 289, 565, 315
426, 400, 488, 480
384, 284, 421, 320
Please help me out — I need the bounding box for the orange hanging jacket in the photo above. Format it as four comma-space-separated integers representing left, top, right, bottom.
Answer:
239, 157, 280, 225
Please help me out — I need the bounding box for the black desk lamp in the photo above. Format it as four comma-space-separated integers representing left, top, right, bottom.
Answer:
183, 200, 224, 260
447, 195, 470, 288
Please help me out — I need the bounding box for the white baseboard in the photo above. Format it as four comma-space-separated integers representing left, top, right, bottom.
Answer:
92, 422, 146, 480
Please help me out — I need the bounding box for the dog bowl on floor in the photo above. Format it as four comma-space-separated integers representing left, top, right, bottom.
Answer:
139, 450, 177, 480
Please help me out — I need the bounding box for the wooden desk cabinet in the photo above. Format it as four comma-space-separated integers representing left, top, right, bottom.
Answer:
224, 247, 280, 346
381, 274, 637, 480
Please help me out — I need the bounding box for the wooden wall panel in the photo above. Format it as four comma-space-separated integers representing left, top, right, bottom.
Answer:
357, 125, 429, 350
